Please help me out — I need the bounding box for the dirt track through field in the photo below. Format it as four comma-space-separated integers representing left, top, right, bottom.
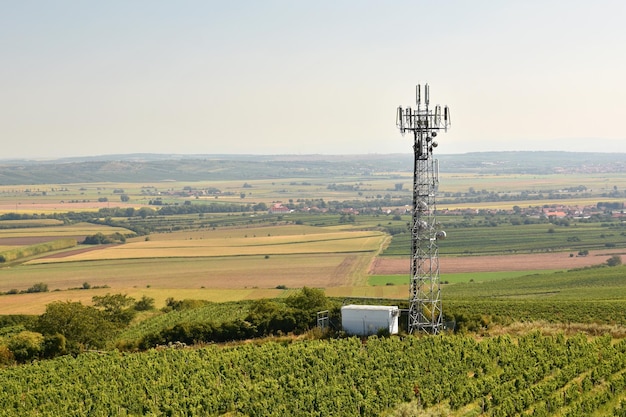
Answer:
370, 250, 626, 274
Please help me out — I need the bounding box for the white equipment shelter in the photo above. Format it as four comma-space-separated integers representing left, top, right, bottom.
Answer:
341, 305, 399, 336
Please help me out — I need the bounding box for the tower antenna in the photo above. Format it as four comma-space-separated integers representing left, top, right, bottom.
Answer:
396, 84, 451, 334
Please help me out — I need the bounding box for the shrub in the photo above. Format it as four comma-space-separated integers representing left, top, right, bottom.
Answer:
0, 344, 13, 365
86, 232, 127, 245
134, 295, 155, 311
26, 282, 48, 293
8, 331, 44, 363
607, 255, 622, 267
41, 333, 67, 358
36, 301, 116, 353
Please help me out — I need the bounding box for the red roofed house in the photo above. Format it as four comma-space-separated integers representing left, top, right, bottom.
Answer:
269, 203, 290, 214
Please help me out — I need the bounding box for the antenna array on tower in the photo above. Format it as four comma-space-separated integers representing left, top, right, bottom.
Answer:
396, 84, 451, 334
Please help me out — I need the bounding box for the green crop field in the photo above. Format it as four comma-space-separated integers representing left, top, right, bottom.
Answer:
368, 270, 558, 286
383, 215, 626, 256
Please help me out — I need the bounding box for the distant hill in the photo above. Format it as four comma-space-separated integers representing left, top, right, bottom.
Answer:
0, 152, 624, 185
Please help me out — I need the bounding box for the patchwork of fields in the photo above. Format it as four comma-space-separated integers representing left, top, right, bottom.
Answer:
2, 158, 626, 415
1, 168, 625, 315
371, 249, 626, 274
0, 222, 387, 313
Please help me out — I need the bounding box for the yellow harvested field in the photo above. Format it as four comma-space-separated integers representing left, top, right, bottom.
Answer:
0, 287, 289, 315
0, 252, 376, 314
28, 231, 385, 263
138, 224, 336, 241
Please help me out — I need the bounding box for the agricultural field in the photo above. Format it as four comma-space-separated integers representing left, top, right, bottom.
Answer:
1, 158, 625, 313
3, 329, 626, 416
0, 221, 385, 314
1, 153, 626, 416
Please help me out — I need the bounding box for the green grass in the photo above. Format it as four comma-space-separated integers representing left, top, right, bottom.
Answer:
444, 264, 626, 301
383, 218, 626, 256
368, 270, 558, 286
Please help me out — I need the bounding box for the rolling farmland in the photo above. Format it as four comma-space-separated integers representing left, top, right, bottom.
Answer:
2, 153, 626, 416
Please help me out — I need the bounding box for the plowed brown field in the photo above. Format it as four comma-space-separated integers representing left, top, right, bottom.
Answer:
370, 250, 626, 274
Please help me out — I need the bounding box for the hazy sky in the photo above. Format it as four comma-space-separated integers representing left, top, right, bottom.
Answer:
2, 1, 625, 159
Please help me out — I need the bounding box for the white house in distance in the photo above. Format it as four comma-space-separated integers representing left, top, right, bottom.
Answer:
341, 305, 400, 336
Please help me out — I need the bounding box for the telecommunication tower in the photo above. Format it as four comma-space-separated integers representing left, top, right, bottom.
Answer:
396, 84, 450, 334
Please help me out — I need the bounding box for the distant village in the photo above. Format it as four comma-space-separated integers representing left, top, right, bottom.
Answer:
145, 184, 625, 222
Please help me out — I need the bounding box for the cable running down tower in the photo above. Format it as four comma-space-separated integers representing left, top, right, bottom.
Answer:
396, 84, 451, 334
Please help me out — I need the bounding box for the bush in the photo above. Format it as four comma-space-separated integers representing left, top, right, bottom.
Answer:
92, 294, 137, 325
0, 344, 13, 365
42, 333, 67, 358
139, 288, 333, 349
162, 298, 209, 312
8, 331, 44, 363
607, 255, 622, 267
26, 282, 48, 293
134, 295, 155, 311
36, 301, 117, 353
83, 232, 126, 244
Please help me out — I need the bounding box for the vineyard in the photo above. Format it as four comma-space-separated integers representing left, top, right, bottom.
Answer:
383, 218, 626, 257
114, 300, 255, 348
2, 333, 626, 416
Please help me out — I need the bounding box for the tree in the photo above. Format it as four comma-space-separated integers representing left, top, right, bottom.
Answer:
8, 331, 44, 362
134, 295, 155, 311
120, 194, 130, 202
41, 333, 67, 358
83, 232, 126, 244
286, 287, 330, 331
26, 282, 49, 293
36, 301, 116, 352
246, 299, 290, 335
83, 232, 109, 244
137, 207, 155, 219
606, 255, 622, 267
253, 202, 268, 212
92, 293, 137, 324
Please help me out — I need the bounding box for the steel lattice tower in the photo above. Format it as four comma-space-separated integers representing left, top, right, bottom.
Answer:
396, 84, 450, 334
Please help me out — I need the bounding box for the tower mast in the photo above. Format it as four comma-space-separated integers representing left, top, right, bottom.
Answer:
396, 84, 451, 334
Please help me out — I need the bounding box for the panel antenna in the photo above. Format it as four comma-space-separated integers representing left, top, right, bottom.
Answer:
396, 84, 451, 334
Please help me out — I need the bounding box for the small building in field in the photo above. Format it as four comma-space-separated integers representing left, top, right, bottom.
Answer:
341, 305, 399, 336
268, 203, 290, 214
